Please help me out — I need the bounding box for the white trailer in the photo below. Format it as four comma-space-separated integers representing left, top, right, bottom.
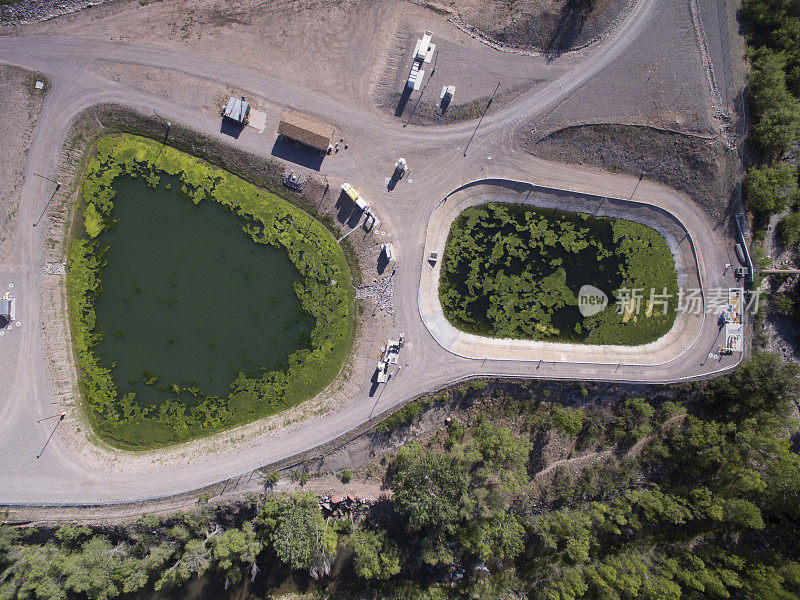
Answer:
0, 294, 15, 322
407, 61, 425, 90
414, 30, 435, 62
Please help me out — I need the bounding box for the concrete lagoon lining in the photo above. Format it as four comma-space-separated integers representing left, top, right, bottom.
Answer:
418, 179, 705, 366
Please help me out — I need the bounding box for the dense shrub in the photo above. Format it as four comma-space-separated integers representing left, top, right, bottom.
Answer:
744, 162, 797, 216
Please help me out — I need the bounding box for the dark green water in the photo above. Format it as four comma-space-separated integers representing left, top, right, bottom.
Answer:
92, 175, 311, 408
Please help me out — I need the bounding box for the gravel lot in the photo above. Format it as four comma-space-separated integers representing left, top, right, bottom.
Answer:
529, 0, 716, 136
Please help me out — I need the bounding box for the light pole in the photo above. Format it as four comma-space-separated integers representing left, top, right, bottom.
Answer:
32, 179, 61, 228
628, 170, 647, 202
36, 412, 65, 459
153, 109, 171, 135
463, 81, 501, 157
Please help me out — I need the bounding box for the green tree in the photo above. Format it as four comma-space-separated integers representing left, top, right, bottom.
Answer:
62, 536, 147, 600
0, 543, 67, 600
209, 522, 262, 583
745, 163, 798, 215
348, 528, 401, 580
704, 351, 799, 420
154, 537, 213, 590
258, 492, 338, 577
778, 211, 800, 246
749, 48, 800, 156
551, 406, 585, 436
618, 397, 655, 443
764, 449, 800, 519
459, 512, 526, 562
392, 443, 469, 535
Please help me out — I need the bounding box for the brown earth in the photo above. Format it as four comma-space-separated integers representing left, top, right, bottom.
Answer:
449, 0, 632, 54
6, 0, 574, 123
528, 123, 734, 220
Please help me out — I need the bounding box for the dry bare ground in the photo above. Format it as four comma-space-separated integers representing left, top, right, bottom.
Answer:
450, 0, 633, 53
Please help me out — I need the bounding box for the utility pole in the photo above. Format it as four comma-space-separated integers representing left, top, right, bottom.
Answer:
628, 170, 647, 202
153, 109, 171, 136
36, 412, 65, 459
32, 179, 61, 228
463, 81, 501, 157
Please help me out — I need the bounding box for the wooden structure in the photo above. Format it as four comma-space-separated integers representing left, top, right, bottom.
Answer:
277, 109, 334, 153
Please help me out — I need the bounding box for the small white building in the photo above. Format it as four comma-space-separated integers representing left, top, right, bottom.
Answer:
222, 96, 250, 124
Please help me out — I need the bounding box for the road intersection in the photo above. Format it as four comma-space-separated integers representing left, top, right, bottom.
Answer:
0, 0, 745, 504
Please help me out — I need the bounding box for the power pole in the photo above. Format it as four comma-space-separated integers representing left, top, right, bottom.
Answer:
464, 81, 501, 157
153, 109, 171, 136
36, 413, 65, 459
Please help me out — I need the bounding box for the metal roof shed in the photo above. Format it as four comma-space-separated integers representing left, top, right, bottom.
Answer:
223, 96, 250, 123
277, 109, 335, 152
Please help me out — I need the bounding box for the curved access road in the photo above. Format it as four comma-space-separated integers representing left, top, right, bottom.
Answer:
0, 0, 744, 504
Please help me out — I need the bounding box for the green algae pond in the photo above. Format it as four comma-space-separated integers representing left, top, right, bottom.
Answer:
439, 202, 678, 345
92, 175, 312, 410
67, 135, 354, 448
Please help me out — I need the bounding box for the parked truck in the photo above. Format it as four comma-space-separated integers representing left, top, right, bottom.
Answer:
341, 183, 368, 212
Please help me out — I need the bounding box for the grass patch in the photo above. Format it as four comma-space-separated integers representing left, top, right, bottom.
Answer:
66, 134, 354, 448
439, 203, 677, 345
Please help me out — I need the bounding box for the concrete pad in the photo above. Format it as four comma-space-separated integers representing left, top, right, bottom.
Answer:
247, 108, 267, 134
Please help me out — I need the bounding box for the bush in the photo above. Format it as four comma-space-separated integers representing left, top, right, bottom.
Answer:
262, 471, 280, 489
551, 406, 585, 436
778, 211, 800, 246
745, 163, 798, 216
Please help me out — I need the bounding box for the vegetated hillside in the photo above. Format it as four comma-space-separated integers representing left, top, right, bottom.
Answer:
2, 351, 799, 599
67, 134, 354, 448
741, 0, 800, 341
